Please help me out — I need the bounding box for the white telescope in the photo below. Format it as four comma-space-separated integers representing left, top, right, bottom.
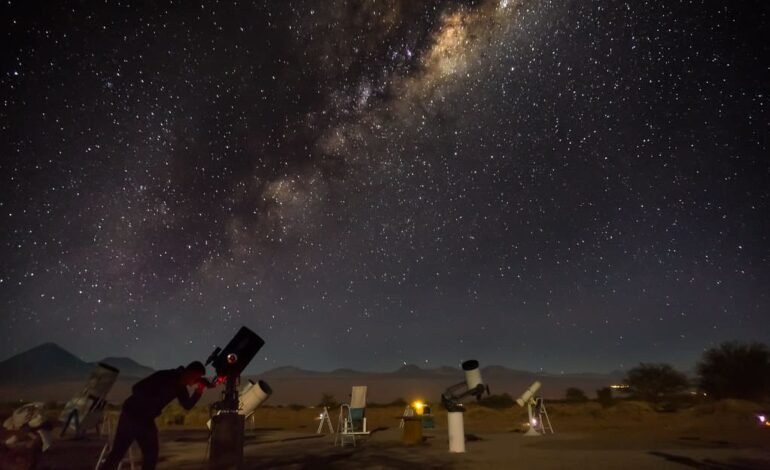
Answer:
515, 381, 553, 436
239, 380, 272, 417
207, 379, 272, 429
516, 381, 541, 407
463, 360, 483, 390
240, 381, 254, 395
441, 359, 490, 453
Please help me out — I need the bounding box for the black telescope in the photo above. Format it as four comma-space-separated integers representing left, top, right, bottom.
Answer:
207, 326, 265, 381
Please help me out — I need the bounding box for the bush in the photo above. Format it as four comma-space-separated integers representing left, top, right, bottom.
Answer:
478, 393, 515, 409
697, 341, 770, 401
596, 387, 614, 408
318, 393, 337, 408
623, 363, 689, 403
565, 387, 588, 403
287, 404, 305, 411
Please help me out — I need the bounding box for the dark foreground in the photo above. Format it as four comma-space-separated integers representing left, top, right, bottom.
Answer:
34, 426, 770, 470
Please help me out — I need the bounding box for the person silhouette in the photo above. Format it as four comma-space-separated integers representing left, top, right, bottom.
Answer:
102, 361, 210, 470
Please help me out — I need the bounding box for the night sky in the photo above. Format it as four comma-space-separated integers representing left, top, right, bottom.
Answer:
1, 1, 768, 374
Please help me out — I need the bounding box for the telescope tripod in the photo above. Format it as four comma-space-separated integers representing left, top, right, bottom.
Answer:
525, 397, 553, 436
94, 414, 136, 470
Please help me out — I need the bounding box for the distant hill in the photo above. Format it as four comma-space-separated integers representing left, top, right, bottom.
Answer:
434, 366, 460, 375
96, 357, 154, 379
330, 368, 366, 376
0, 345, 621, 405
0, 343, 154, 386
481, 365, 535, 378
260, 366, 321, 377
0, 342, 95, 385
244, 363, 621, 405
392, 364, 425, 377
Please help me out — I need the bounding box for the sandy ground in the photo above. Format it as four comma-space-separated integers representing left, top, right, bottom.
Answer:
13, 401, 770, 469
33, 427, 770, 470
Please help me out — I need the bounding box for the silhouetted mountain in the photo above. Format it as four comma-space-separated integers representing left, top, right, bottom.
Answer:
0, 344, 621, 404
96, 357, 154, 378
482, 365, 534, 377
0, 343, 156, 385
392, 364, 424, 376
434, 366, 460, 375
548, 370, 627, 379
0, 343, 94, 384
330, 368, 365, 376
260, 366, 318, 377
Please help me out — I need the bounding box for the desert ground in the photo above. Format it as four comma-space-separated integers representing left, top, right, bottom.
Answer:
3, 399, 769, 469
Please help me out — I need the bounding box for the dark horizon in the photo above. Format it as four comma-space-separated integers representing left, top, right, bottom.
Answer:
0, 339, 755, 377
2, 1, 768, 374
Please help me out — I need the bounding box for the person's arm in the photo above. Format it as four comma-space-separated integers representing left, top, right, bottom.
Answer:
177, 381, 204, 410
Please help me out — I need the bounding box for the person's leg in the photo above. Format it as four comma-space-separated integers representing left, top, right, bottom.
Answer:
134, 420, 159, 470
101, 412, 137, 470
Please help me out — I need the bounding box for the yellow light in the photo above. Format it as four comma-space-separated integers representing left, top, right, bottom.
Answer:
412, 401, 425, 415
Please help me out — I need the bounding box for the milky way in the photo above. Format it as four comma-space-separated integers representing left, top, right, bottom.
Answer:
1, 0, 768, 373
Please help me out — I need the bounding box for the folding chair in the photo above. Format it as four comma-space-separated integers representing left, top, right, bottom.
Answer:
334, 386, 370, 447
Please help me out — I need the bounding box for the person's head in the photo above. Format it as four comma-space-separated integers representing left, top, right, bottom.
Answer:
181, 361, 206, 385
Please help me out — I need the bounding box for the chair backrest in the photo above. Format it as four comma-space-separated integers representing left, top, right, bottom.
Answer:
349, 408, 365, 421
350, 386, 367, 409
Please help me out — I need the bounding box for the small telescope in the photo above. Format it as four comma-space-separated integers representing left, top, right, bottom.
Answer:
516, 380, 541, 407
440, 360, 490, 453
205, 326, 267, 468
516, 381, 553, 436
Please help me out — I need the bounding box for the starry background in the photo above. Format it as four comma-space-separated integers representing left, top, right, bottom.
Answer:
1, 0, 768, 374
